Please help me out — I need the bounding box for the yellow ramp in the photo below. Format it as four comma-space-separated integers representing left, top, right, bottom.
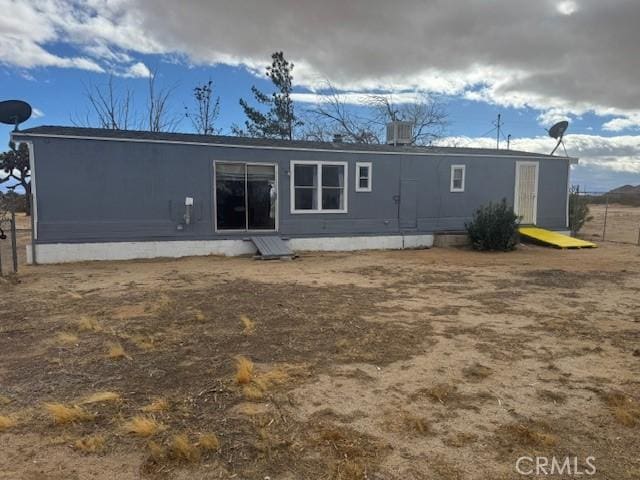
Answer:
518, 227, 597, 249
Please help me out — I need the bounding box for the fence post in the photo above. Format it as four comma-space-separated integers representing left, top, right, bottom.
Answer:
11, 211, 18, 273
602, 194, 609, 242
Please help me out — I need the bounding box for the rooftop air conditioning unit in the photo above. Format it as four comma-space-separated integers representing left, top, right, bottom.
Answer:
386, 121, 413, 146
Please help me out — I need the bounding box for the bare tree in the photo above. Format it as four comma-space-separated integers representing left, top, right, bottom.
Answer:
74, 71, 179, 132
367, 92, 448, 145
303, 82, 447, 145
145, 70, 180, 132
185, 79, 220, 135
73, 75, 133, 130
303, 83, 380, 143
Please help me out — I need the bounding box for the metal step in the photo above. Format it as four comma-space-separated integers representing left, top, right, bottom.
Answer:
250, 236, 295, 259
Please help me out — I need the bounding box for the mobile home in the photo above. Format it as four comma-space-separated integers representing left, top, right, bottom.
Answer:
12, 125, 576, 263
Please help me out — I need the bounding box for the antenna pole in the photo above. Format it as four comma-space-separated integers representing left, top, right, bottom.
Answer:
494, 114, 502, 149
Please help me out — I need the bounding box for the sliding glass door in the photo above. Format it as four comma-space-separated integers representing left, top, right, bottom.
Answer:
215, 162, 277, 231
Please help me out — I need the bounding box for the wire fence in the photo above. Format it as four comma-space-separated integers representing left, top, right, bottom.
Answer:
575, 189, 640, 245
0, 196, 28, 275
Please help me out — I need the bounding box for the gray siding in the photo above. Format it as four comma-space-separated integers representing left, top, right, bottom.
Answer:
30, 136, 570, 243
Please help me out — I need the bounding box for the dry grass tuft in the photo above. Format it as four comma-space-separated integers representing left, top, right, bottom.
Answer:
142, 398, 169, 413
123, 416, 164, 437
0, 415, 17, 430
335, 338, 350, 351
194, 310, 206, 321
74, 435, 105, 453
130, 335, 156, 351
44, 403, 94, 425
56, 332, 79, 345
240, 365, 292, 400
600, 390, 640, 427
169, 434, 201, 462
235, 356, 254, 385
501, 423, 558, 448
79, 391, 121, 405
537, 389, 567, 404
76, 316, 102, 333
107, 342, 131, 360
240, 315, 255, 335
443, 432, 478, 448
0, 395, 12, 405
255, 368, 289, 389
243, 385, 264, 401
147, 440, 166, 461
404, 414, 431, 435
334, 459, 366, 480
425, 384, 457, 404
198, 433, 220, 452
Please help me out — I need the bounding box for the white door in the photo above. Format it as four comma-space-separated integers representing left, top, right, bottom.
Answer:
514, 162, 539, 225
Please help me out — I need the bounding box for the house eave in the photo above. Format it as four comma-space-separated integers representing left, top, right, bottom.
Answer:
11, 130, 579, 162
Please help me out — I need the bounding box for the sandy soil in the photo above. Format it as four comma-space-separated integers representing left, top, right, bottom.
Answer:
1, 231, 640, 479
582, 204, 640, 245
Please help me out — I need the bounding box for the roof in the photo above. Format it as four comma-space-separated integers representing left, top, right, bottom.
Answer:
12, 125, 573, 160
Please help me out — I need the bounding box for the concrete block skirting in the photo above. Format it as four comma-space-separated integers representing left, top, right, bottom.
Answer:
27, 234, 434, 264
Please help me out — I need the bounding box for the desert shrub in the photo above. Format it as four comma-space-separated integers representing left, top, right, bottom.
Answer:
568, 187, 593, 235
466, 199, 519, 251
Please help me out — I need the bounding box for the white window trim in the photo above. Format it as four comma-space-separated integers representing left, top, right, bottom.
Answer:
450, 164, 466, 192
355, 161, 372, 192
290, 160, 348, 214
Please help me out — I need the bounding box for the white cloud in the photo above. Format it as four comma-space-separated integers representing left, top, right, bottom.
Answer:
121, 61, 151, 78
557, 1, 579, 16
32, 108, 44, 119
536, 109, 572, 129
0, 2, 638, 114
602, 115, 640, 132
2, 0, 640, 133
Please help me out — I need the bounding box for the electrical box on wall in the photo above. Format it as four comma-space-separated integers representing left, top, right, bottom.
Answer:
184, 197, 194, 226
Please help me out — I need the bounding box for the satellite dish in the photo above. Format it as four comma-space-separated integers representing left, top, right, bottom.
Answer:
0, 100, 32, 131
548, 120, 569, 156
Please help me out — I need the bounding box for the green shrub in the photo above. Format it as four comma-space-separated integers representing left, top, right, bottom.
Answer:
466, 199, 519, 251
568, 187, 593, 235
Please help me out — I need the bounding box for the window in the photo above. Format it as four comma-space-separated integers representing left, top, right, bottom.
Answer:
215, 162, 277, 231
291, 161, 348, 213
355, 162, 372, 192
450, 165, 466, 192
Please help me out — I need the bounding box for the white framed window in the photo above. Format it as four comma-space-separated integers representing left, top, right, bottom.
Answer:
290, 160, 348, 213
450, 164, 466, 192
355, 162, 372, 192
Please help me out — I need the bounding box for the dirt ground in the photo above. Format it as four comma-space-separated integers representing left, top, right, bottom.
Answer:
581, 204, 640, 245
1, 223, 640, 479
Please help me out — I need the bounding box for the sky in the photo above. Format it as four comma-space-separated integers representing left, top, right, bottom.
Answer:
2, 0, 640, 192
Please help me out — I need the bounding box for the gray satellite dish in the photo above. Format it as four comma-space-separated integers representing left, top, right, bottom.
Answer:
548, 120, 569, 156
0, 100, 32, 131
